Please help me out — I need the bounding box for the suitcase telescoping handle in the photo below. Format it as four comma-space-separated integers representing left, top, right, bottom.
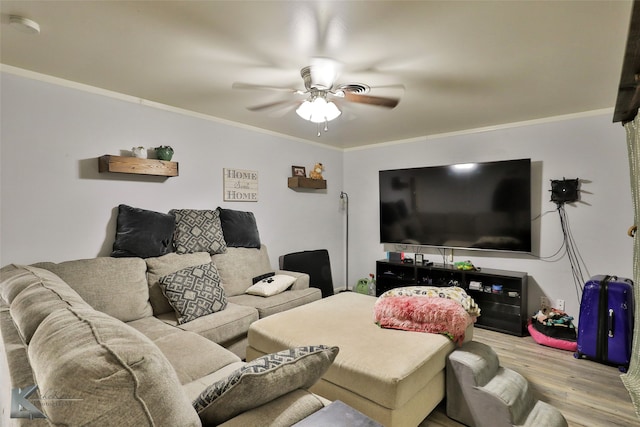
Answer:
608, 308, 614, 338
604, 275, 616, 338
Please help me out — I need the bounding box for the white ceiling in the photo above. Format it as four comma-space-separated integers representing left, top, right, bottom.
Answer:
0, 1, 633, 149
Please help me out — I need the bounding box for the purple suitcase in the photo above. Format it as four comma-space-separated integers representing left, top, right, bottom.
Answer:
575, 275, 634, 371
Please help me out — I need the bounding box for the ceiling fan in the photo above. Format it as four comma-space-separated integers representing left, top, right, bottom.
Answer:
232, 58, 403, 136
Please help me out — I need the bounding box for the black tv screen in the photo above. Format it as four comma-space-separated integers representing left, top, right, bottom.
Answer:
379, 158, 531, 252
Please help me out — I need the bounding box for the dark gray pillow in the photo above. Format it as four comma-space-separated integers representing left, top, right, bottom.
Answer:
111, 204, 175, 258
193, 345, 339, 425
218, 208, 261, 248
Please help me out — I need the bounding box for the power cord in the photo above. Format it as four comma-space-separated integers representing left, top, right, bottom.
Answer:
528, 204, 589, 306
557, 203, 589, 303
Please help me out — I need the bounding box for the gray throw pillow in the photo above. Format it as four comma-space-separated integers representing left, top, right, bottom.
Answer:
111, 204, 175, 258
170, 209, 227, 254
218, 208, 261, 248
159, 263, 227, 324
193, 345, 339, 425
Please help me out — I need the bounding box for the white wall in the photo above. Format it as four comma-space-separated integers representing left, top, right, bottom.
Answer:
2, 71, 635, 323
0, 72, 346, 288
343, 114, 634, 322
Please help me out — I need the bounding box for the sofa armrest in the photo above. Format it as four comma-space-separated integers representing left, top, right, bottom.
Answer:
277, 270, 310, 290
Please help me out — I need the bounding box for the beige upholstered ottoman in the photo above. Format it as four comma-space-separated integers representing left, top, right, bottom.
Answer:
247, 292, 474, 427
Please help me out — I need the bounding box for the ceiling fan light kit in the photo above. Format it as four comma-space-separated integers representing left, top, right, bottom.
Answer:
296, 95, 341, 137
296, 95, 341, 123
234, 58, 401, 137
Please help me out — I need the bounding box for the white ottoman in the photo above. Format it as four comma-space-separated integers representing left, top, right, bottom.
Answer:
247, 292, 473, 427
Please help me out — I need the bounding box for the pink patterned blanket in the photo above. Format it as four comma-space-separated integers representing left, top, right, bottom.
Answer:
374, 296, 474, 345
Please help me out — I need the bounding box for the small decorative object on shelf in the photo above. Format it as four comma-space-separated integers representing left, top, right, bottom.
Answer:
454, 260, 477, 271
368, 273, 376, 296
131, 146, 147, 158
292, 165, 306, 177
155, 145, 174, 161
309, 162, 324, 179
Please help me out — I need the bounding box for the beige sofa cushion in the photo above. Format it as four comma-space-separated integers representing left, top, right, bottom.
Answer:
212, 246, 274, 296
155, 331, 240, 385
28, 306, 201, 426
33, 257, 152, 322
0, 264, 64, 304
146, 251, 212, 315
10, 266, 90, 343
229, 288, 321, 318
157, 302, 258, 345
128, 316, 242, 385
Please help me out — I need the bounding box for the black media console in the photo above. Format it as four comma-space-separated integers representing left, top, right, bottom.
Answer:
375, 260, 528, 336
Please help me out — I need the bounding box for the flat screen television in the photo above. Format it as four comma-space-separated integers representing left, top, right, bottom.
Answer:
379, 158, 531, 253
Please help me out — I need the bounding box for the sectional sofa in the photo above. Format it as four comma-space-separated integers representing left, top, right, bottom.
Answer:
0, 244, 327, 426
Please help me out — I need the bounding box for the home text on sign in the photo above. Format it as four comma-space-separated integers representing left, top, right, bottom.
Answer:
223, 168, 258, 202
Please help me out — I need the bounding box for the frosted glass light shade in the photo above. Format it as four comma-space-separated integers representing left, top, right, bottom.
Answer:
296, 98, 341, 123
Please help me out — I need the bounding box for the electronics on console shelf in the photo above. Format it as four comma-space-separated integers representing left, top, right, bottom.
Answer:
469, 281, 483, 291
388, 252, 404, 262
381, 270, 404, 279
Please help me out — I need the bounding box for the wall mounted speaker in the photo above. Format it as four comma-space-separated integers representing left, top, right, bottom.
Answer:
550, 178, 580, 204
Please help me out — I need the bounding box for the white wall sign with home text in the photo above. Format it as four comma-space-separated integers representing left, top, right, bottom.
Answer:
223, 168, 258, 202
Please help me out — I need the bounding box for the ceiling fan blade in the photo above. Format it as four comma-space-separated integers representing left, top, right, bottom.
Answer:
232, 82, 301, 93
366, 84, 406, 92
343, 92, 400, 109
247, 99, 298, 112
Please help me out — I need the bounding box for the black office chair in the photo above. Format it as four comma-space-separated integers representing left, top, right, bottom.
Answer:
279, 249, 334, 298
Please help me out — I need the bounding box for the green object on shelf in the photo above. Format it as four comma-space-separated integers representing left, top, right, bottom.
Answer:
155, 146, 174, 161
454, 260, 475, 270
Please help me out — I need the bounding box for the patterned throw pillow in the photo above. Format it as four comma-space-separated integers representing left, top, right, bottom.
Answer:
193, 345, 339, 425
159, 263, 227, 324
170, 209, 227, 255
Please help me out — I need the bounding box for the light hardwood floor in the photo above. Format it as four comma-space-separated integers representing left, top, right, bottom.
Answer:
420, 328, 639, 427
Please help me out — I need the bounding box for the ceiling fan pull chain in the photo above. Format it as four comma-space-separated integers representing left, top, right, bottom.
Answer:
317, 122, 321, 137
324, 119, 329, 133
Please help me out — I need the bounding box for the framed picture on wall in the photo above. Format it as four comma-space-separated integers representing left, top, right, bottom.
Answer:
292, 166, 306, 177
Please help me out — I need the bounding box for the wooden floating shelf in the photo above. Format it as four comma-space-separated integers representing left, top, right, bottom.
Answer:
98, 155, 178, 177
288, 176, 327, 189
